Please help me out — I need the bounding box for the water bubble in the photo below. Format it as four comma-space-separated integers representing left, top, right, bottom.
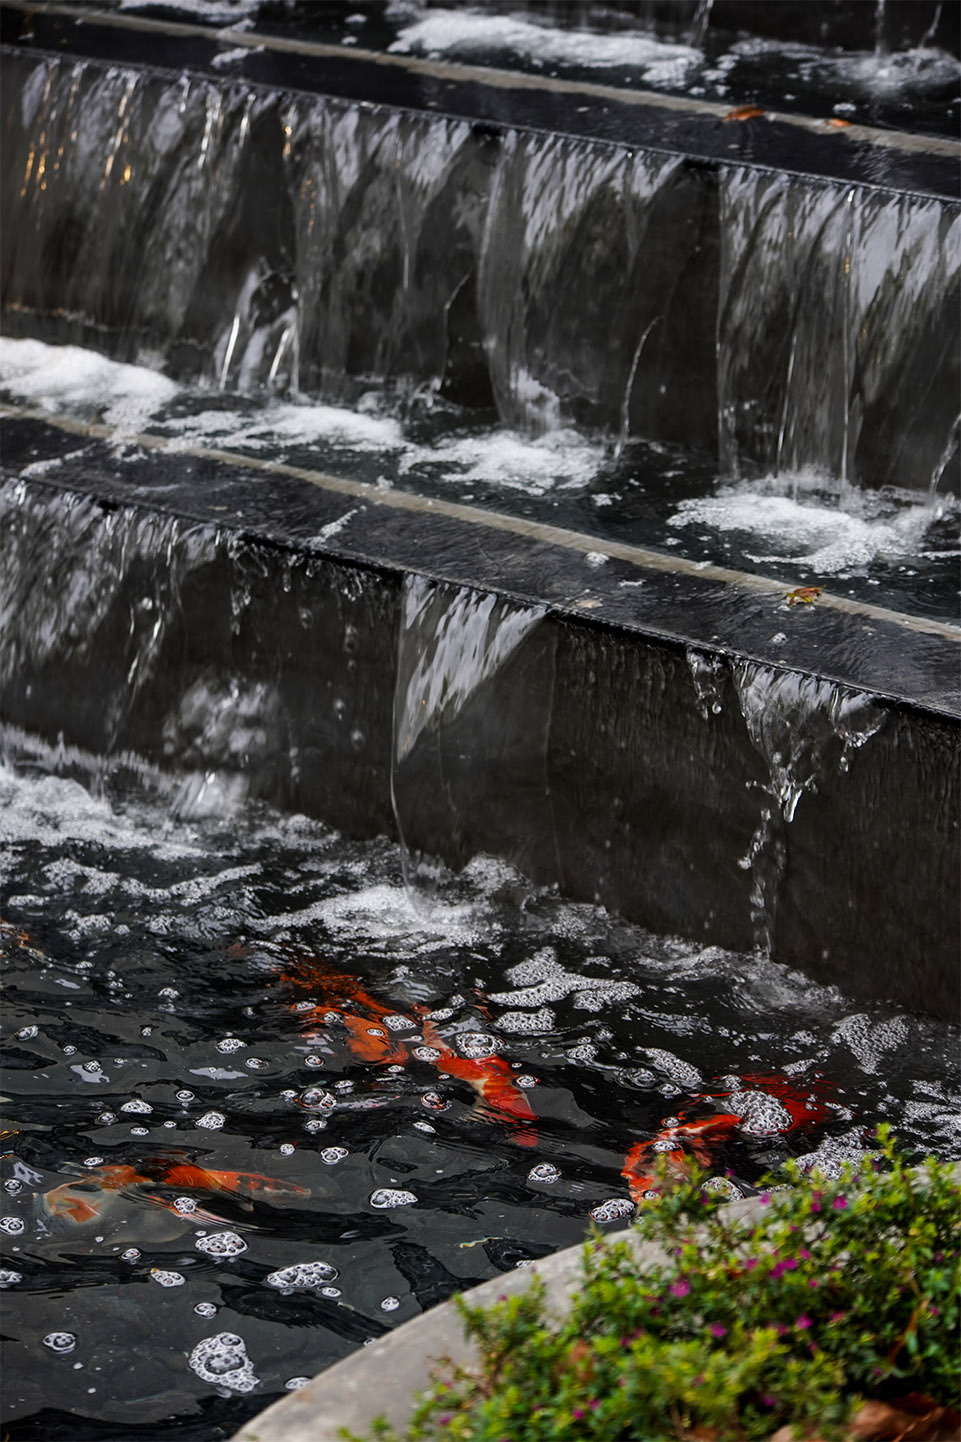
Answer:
333, 1080, 354, 1093
96, 1112, 116, 1125
130, 1126, 149, 1136
370, 1188, 417, 1209
83, 1156, 104, 1167
458, 1032, 498, 1058
589, 1199, 635, 1223
653, 1139, 682, 1154
0, 1269, 23, 1286
62, 1046, 77, 1056
43, 1332, 77, 1354
515, 1075, 537, 1088
16, 1026, 38, 1040
320, 1284, 342, 1298
661, 1116, 681, 1128
245, 1057, 269, 1070
703, 1177, 743, 1200
4, 1181, 22, 1196
279, 1143, 295, 1156
527, 1163, 560, 1183
320, 1147, 348, 1165
159, 987, 179, 999
293, 1000, 317, 1012
196, 1231, 248, 1258
727, 1091, 793, 1136
120, 1099, 152, 1114
427, 1008, 454, 1022
194, 1302, 218, 1317
163, 1120, 177, 1129
412, 1046, 441, 1062
150, 1269, 185, 1287
304, 1056, 324, 1069
216, 1038, 244, 1054
175, 1090, 194, 1102
141, 1027, 152, 1037
196, 1111, 225, 1130
420, 1093, 449, 1111
82, 1061, 102, 1074
412, 1121, 435, 1134
266, 1261, 338, 1293
174, 1197, 198, 1214
380, 1295, 400, 1312
383, 1014, 413, 1031
628, 1068, 656, 1087
304, 1118, 327, 1133
121, 1248, 141, 1261
300, 1088, 336, 1111
285, 1376, 311, 1390
188, 1333, 258, 1394
281, 1089, 297, 1100
0, 1218, 25, 1235
568, 1043, 596, 1063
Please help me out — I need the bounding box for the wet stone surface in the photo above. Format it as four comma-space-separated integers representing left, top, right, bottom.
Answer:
0, 746, 959, 1439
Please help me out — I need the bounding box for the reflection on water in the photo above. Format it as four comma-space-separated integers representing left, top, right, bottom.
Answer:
1, 737, 959, 1439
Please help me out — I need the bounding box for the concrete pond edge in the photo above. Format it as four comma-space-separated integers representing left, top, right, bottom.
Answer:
228, 1167, 956, 1442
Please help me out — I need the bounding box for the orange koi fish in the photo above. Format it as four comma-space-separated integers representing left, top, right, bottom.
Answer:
279, 953, 411, 1066
419, 1017, 537, 1146
622, 1074, 833, 1203
41, 1159, 310, 1225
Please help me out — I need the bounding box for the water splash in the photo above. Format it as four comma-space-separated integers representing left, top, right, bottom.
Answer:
730, 663, 885, 950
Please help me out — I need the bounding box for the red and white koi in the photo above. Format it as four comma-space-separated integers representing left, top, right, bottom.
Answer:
418, 1016, 537, 1146
41, 1158, 310, 1226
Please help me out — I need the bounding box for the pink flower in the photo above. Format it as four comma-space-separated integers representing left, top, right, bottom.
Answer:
762, 1394, 777, 1407
808, 1278, 819, 1289
830, 1311, 845, 1323
744, 1258, 758, 1270
670, 1278, 690, 1298
799, 1249, 811, 1260
832, 1196, 847, 1210
589, 1399, 600, 1410
795, 1315, 813, 1330
759, 1193, 772, 1205
710, 1324, 727, 1338
573, 1409, 584, 1420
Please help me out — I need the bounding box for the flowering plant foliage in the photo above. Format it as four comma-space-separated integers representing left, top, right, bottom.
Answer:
350, 1128, 959, 1441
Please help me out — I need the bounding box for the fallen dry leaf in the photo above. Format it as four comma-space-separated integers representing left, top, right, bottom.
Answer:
827, 117, 852, 128
723, 105, 765, 121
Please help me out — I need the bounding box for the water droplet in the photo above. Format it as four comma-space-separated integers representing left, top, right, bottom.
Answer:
83, 1156, 104, 1167
130, 1126, 149, 1136
304, 1118, 327, 1133
4, 1181, 22, 1196
216, 1038, 244, 1054
62, 1045, 77, 1056
245, 1057, 269, 1070
175, 1089, 194, 1102
174, 1197, 198, 1214
43, 1332, 77, 1354
285, 1376, 311, 1390
279, 1143, 295, 1156
412, 1046, 441, 1062
121, 1248, 141, 1261
299, 1088, 336, 1111
96, 1112, 116, 1125
527, 1163, 560, 1183
196, 1111, 225, 1130
0, 1218, 25, 1236
304, 1056, 324, 1069
515, 1074, 537, 1088
380, 1295, 400, 1311
120, 1099, 152, 1114
194, 1302, 217, 1318
82, 1061, 102, 1074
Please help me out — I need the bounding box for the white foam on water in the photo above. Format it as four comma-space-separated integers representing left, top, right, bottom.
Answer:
725, 35, 961, 98
0, 338, 178, 434
389, 11, 701, 85
267, 883, 481, 944
668, 474, 950, 575
188, 1332, 259, 1394
399, 426, 603, 495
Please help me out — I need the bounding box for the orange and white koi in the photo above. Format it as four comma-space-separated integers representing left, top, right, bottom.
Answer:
419, 1016, 537, 1146
622, 1073, 834, 1203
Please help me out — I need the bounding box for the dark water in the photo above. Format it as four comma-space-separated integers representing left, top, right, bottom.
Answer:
1, 735, 959, 1440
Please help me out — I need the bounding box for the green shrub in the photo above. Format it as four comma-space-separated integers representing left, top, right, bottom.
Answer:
348, 1127, 959, 1441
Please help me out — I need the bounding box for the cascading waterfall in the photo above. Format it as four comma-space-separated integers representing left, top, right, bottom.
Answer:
391, 574, 546, 904
688, 647, 887, 954
717, 165, 961, 492
5, 46, 957, 490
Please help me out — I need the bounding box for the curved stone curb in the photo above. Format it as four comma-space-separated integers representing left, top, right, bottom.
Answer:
228, 1192, 771, 1442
